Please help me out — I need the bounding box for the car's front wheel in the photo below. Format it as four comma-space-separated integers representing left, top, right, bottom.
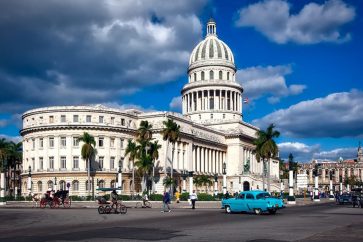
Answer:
225, 206, 232, 214
254, 208, 262, 215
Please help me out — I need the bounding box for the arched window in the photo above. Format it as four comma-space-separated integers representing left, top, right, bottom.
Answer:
72, 180, 79, 191
227, 72, 230, 80
98, 180, 105, 188
201, 71, 205, 80
37, 181, 42, 192
194, 73, 197, 82
219, 71, 222, 80
111, 180, 116, 188
47, 180, 53, 189
86, 181, 92, 191
210, 70, 214, 80
59, 180, 66, 190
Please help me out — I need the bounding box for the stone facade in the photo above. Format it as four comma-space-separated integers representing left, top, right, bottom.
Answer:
20, 20, 280, 196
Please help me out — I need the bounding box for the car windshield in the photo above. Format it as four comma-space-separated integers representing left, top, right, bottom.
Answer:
256, 192, 271, 199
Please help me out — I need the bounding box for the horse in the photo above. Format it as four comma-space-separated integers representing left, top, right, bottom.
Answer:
30, 193, 41, 208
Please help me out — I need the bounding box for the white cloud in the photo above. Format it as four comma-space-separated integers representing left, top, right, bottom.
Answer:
253, 89, 363, 138
236, 65, 306, 103
278, 142, 357, 162
236, 0, 355, 44
100, 102, 158, 113
169, 96, 182, 111
0, 120, 8, 128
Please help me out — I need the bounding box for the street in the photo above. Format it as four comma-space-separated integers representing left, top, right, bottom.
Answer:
0, 202, 362, 242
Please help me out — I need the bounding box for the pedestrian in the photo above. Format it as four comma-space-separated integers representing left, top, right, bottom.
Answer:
190, 190, 198, 209
175, 191, 180, 203
225, 191, 230, 199
161, 191, 171, 212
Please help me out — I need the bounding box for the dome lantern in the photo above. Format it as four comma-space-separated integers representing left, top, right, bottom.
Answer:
207, 18, 217, 36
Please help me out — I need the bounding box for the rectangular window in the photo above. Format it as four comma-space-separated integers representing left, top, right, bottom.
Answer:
49, 157, 54, 169
99, 116, 104, 123
99, 156, 104, 169
49, 137, 54, 148
121, 118, 125, 126
73, 115, 79, 122
60, 137, 66, 147
110, 157, 115, 170
32, 158, 35, 170
73, 137, 79, 147
39, 138, 43, 148
110, 138, 115, 147
39, 157, 43, 170
61, 115, 66, 123
98, 137, 104, 147
32, 139, 35, 150
73, 156, 79, 169
120, 138, 124, 148
86, 115, 91, 122
111, 117, 115, 125
60, 156, 66, 169
49, 116, 54, 123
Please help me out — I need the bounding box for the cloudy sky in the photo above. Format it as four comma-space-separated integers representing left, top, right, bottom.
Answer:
0, 0, 362, 162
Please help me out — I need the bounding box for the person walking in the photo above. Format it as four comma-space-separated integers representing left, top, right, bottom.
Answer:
162, 191, 171, 212
190, 190, 198, 209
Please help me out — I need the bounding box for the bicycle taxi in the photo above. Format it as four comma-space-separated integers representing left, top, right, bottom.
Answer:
96, 188, 127, 214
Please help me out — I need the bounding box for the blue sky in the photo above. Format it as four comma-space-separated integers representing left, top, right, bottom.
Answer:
0, 0, 362, 162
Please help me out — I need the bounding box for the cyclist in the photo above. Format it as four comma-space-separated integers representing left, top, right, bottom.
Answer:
142, 193, 149, 207
111, 189, 118, 205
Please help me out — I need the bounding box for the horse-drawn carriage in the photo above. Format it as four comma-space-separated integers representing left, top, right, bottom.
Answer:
40, 190, 71, 208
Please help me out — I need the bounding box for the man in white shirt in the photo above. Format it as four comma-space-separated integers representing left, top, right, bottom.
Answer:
190, 190, 198, 209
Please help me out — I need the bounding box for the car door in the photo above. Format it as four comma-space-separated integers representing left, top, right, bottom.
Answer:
245, 193, 255, 212
234, 193, 246, 212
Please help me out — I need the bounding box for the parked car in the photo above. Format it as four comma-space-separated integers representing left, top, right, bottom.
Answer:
336, 193, 352, 205
351, 188, 363, 208
221, 190, 285, 215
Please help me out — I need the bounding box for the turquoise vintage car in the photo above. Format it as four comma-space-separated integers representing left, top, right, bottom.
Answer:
221, 190, 285, 215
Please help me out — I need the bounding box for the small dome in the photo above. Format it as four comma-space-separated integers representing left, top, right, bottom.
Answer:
189, 20, 234, 66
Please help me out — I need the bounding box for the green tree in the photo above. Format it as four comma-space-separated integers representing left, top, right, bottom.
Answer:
78, 132, 96, 196
149, 140, 161, 193
163, 176, 176, 189
125, 139, 138, 196
6, 141, 22, 195
0, 138, 9, 173
194, 175, 213, 193
344, 175, 359, 187
137, 120, 153, 141
254, 124, 280, 192
162, 119, 180, 195
135, 152, 154, 192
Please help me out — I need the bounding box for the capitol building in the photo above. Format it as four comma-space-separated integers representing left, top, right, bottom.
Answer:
20, 19, 280, 196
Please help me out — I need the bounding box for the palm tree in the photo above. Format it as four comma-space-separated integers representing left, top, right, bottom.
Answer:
135, 152, 154, 193
149, 140, 161, 193
254, 124, 280, 192
0, 138, 9, 173
7, 141, 22, 196
78, 132, 96, 196
137, 120, 153, 141
162, 119, 180, 195
163, 176, 176, 189
125, 139, 138, 196
194, 175, 213, 193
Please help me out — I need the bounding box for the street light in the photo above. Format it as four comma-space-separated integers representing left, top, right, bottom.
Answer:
54, 177, 57, 191
27, 166, 32, 194
288, 164, 295, 204
214, 173, 218, 196
181, 170, 188, 193
222, 162, 227, 194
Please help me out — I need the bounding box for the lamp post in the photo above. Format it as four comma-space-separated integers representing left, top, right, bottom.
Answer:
313, 165, 320, 202
188, 171, 194, 194
222, 162, 227, 195
288, 166, 296, 204
118, 158, 123, 192
339, 175, 343, 195
181, 170, 188, 193
27, 166, 32, 194
329, 170, 334, 200
54, 177, 57, 191
214, 173, 218, 196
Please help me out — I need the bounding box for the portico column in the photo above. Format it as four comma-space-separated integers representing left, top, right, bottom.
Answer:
189, 171, 194, 194
314, 174, 320, 202
224, 90, 227, 111
196, 146, 200, 172
207, 90, 210, 110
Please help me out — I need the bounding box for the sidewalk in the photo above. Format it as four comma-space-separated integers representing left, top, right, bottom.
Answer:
1, 198, 334, 209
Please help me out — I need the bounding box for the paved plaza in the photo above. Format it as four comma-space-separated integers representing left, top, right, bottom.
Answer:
1, 202, 363, 241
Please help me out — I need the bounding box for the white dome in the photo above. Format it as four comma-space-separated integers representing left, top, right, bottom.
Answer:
189, 19, 235, 67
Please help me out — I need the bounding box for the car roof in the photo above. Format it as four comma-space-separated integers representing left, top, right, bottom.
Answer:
240, 190, 267, 195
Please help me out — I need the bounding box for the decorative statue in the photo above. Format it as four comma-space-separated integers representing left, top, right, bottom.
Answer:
244, 158, 250, 173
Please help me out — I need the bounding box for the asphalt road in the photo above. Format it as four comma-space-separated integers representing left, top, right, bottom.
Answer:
0, 202, 362, 242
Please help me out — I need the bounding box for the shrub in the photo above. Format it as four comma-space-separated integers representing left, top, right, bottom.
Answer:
287, 196, 296, 201
149, 194, 163, 201
119, 195, 130, 201
196, 193, 215, 201
180, 192, 189, 201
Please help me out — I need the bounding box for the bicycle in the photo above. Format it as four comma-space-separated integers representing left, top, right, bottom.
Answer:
98, 201, 127, 214
135, 201, 152, 208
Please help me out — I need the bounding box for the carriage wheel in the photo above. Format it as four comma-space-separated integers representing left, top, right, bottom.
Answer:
63, 198, 71, 208
51, 200, 59, 209
145, 201, 152, 208
40, 199, 46, 209
105, 205, 111, 214
98, 206, 105, 214
120, 205, 127, 214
